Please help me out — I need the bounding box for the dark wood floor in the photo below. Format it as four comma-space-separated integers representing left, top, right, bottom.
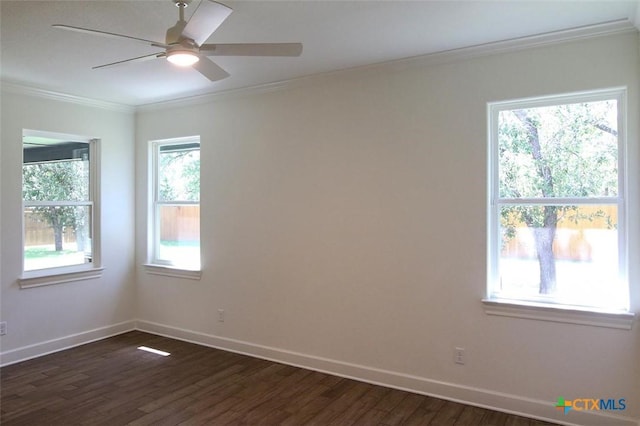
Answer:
1, 331, 559, 426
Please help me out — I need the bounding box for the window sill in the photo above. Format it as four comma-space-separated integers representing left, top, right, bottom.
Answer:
143, 264, 201, 280
482, 299, 635, 330
19, 267, 104, 289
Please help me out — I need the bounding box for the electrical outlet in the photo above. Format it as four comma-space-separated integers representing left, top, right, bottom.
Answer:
454, 347, 465, 365
218, 309, 225, 323
0, 322, 7, 336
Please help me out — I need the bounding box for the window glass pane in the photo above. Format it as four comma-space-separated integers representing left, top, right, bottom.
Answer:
498, 100, 618, 199
24, 205, 92, 271
157, 205, 200, 269
498, 204, 624, 309
23, 145, 90, 202
489, 90, 627, 312
158, 145, 200, 202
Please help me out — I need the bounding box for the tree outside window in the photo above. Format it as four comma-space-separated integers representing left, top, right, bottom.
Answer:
22, 133, 95, 272
488, 90, 627, 311
151, 139, 201, 270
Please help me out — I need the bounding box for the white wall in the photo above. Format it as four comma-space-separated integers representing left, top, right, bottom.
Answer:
0, 29, 636, 426
136, 32, 639, 425
0, 91, 137, 362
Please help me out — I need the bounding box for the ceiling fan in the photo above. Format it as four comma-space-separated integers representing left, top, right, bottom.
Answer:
52, 0, 303, 82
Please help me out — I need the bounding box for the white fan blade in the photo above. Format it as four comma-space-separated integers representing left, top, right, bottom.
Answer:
182, 0, 232, 47
192, 57, 230, 81
53, 24, 166, 48
93, 53, 165, 69
200, 43, 303, 57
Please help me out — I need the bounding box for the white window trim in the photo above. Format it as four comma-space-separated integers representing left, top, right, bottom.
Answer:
143, 264, 201, 280
482, 299, 635, 330
147, 136, 201, 273
20, 130, 102, 289
19, 266, 104, 289
486, 88, 634, 326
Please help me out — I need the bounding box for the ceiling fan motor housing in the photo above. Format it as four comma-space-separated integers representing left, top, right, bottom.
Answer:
167, 42, 199, 56
166, 0, 191, 45
166, 21, 187, 45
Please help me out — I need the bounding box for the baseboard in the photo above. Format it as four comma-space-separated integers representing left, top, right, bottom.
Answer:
136, 319, 638, 426
0, 320, 136, 367
0, 319, 636, 426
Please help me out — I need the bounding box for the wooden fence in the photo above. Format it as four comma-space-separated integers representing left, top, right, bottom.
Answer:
24, 212, 77, 246
25, 205, 201, 246
501, 205, 617, 261
27, 204, 614, 259
159, 205, 200, 242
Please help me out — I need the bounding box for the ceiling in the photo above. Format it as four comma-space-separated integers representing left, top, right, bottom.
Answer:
1, 1, 639, 107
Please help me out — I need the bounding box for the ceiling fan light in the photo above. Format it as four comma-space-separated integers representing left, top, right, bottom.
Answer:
167, 51, 199, 67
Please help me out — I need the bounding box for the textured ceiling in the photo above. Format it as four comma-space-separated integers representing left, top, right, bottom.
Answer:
1, 1, 638, 106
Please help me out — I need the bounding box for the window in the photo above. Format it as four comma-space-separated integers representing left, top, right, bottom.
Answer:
487, 89, 629, 313
22, 130, 99, 278
150, 137, 200, 271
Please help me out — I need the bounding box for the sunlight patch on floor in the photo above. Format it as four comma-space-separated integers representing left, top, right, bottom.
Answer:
137, 346, 171, 356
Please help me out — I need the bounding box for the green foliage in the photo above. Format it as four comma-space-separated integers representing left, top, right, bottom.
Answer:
24, 247, 75, 259
158, 148, 200, 202
499, 100, 617, 200
23, 160, 88, 202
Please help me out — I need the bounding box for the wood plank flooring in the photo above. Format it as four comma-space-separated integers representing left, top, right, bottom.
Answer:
1, 331, 560, 426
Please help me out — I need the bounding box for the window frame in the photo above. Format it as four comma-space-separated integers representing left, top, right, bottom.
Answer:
19, 129, 102, 288
146, 136, 201, 277
485, 88, 634, 328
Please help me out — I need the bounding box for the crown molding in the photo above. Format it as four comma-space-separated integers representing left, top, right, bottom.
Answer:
2, 19, 636, 114
137, 19, 637, 112
0, 80, 135, 114
388, 19, 636, 71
